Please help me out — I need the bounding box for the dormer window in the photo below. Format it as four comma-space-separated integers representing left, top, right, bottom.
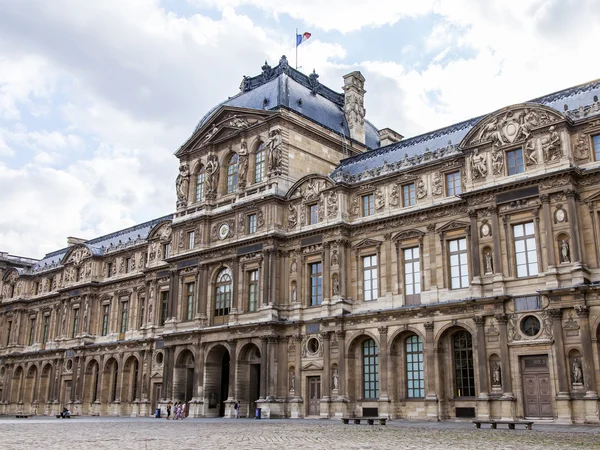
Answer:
227, 154, 239, 193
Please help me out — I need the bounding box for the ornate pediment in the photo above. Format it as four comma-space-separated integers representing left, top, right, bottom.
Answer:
392, 229, 425, 242
352, 238, 382, 250
462, 104, 564, 149
301, 361, 323, 371
63, 245, 91, 266
436, 220, 469, 233
148, 220, 173, 241
286, 174, 333, 201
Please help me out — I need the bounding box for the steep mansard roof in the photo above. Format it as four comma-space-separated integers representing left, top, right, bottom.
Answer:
331, 79, 600, 182
194, 56, 381, 150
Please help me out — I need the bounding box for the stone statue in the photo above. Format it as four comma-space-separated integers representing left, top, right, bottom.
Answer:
291, 282, 297, 302
238, 142, 248, 189
491, 149, 503, 175
572, 359, 583, 384
560, 240, 570, 263
229, 114, 249, 128
291, 372, 296, 391
148, 305, 153, 323
332, 275, 340, 296
175, 164, 190, 205
542, 126, 562, 162
485, 252, 493, 274
205, 155, 220, 196
332, 369, 339, 390
83, 298, 89, 331
524, 139, 538, 165
416, 179, 427, 199
202, 124, 219, 145
267, 128, 283, 174
331, 249, 339, 266
471, 149, 488, 179
432, 173, 443, 196
288, 204, 298, 229
375, 189, 385, 209
351, 196, 360, 215
327, 191, 338, 217
61, 303, 67, 334
492, 362, 501, 386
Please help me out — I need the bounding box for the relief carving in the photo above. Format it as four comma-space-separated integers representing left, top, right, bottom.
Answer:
416, 179, 427, 199
267, 128, 283, 175
432, 172, 443, 196
542, 126, 562, 162
524, 139, 538, 166
175, 163, 190, 208
288, 204, 298, 229
471, 149, 488, 180
327, 191, 338, 218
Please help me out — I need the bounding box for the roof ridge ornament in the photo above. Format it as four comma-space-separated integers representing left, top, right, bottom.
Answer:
308, 69, 320, 95
261, 60, 273, 82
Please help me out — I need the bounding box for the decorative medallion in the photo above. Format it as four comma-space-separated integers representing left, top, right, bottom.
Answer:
218, 223, 230, 240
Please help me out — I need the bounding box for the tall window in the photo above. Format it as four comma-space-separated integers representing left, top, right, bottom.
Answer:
72, 308, 79, 338
131, 360, 139, 402
188, 231, 195, 249
120, 302, 128, 334
107, 262, 113, 278
446, 171, 461, 196
362, 194, 375, 217
593, 135, 600, 161
139, 298, 145, 328
101, 305, 109, 336
404, 247, 421, 304
247, 270, 259, 312
163, 243, 171, 259
5, 320, 12, 346
215, 268, 232, 319
42, 315, 49, 344
453, 331, 475, 397
125, 257, 131, 273
507, 148, 524, 175
406, 335, 425, 398
248, 214, 257, 234
513, 222, 538, 277
403, 183, 416, 206
160, 291, 169, 326
255, 144, 265, 183
309, 262, 323, 306
195, 167, 205, 202
309, 204, 319, 225
29, 318, 36, 345
92, 363, 100, 403
34, 281, 40, 295
449, 238, 469, 289
111, 363, 119, 402
362, 255, 378, 301
185, 283, 194, 321
363, 339, 379, 399
227, 154, 239, 193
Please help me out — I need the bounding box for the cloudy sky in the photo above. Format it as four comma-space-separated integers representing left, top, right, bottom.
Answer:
1, 0, 599, 259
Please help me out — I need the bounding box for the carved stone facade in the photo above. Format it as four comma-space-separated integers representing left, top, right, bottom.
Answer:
1, 60, 600, 423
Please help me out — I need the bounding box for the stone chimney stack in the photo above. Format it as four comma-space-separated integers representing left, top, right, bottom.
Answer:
378, 128, 404, 146
343, 71, 366, 145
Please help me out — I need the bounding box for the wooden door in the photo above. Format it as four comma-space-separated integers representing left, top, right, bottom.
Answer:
308, 376, 321, 416
521, 356, 553, 418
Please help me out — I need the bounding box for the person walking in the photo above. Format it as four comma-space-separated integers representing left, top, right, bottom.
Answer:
234, 401, 240, 419
166, 401, 172, 420
181, 402, 186, 419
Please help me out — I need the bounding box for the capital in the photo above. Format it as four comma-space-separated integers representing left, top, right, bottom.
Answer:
335, 330, 346, 339
494, 314, 509, 325
547, 308, 563, 320
473, 316, 485, 327
423, 322, 434, 331
377, 326, 388, 335
320, 331, 332, 341
575, 305, 590, 318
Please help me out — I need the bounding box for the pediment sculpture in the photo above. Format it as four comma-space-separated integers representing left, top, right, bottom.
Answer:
68, 246, 91, 265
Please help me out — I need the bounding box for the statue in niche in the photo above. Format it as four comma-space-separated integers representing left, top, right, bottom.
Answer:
291, 282, 297, 302
492, 362, 501, 386
471, 149, 488, 179
572, 359, 583, 384
175, 164, 190, 205
560, 240, 570, 263
287, 204, 297, 229
291, 372, 296, 391
542, 126, 562, 162
485, 251, 493, 274
332, 275, 340, 296
61, 303, 67, 334
331, 249, 339, 266
238, 142, 248, 189
83, 298, 89, 332
267, 129, 283, 174
205, 155, 220, 196
332, 369, 339, 390
148, 305, 153, 324
491, 149, 503, 175
524, 139, 538, 165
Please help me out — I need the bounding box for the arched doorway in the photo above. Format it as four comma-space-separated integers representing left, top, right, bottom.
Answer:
204, 345, 230, 417
11, 366, 24, 407
174, 349, 195, 403
390, 331, 425, 418
83, 360, 100, 414
24, 365, 38, 413
39, 363, 53, 407
237, 343, 261, 418
101, 358, 119, 405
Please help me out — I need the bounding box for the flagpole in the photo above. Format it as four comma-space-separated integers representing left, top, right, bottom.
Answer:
295, 28, 298, 70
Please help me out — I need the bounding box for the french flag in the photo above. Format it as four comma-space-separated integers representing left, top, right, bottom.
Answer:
296, 32, 311, 46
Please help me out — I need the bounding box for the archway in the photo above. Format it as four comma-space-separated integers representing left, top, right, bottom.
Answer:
204, 345, 230, 417
390, 331, 425, 408
11, 366, 24, 406
39, 363, 53, 406
236, 343, 261, 418
23, 365, 38, 412
174, 349, 195, 403
101, 358, 119, 405
83, 360, 100, 412
122, 356, 140, 404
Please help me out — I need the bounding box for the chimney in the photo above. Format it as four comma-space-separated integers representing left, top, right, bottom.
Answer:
67, 237, 87, 246
378, 128, 403, 146
343, 71, 366, 144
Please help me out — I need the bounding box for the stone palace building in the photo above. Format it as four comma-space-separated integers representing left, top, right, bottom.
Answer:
2, 56, 600, 423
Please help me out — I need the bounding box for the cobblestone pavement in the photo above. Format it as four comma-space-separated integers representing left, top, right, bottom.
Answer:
0, 417, 599, 450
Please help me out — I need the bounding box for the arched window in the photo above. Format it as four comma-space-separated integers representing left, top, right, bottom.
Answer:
195, 167, 205, 202
226, 154, 239, 194
255, 143, 265, 183
453, 331, 475, 397
362, 338, 379, 399
214, 268, 232, 324
406, 335, 424, 398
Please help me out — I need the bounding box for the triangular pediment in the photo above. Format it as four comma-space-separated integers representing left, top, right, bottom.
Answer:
584, 191, 600, 204
301, 361, 323, 371
352, 238, 383, 249
436, 220, 470, 233
461, 103, 566, 149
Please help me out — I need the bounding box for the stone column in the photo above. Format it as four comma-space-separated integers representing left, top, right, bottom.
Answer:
335, 330, 346, 398
469, 210, 481, 278
490, 206, 502, 272
548, 309, 569, 395
323, 244, 330, 300
269, 251, 277, 306
321, 332, 331, 400
162, 347, 174, 401
293, 335, 303, 399
540, 195, 556, 267
142, 350, 152, 401
378, 326, 389, 401
575, 306, 598, 396
474, 317, 489, 398
266, 336, 278, 399
193, 343, 205, 400
227, 340, 237, 401
168, 269, 178, 319
565, 190, 582, 264
494, 314, 513, 397
262, 253, 270, 306
136, 352, 144, 401
259, 337, 268, 399
424, 322, 437, 400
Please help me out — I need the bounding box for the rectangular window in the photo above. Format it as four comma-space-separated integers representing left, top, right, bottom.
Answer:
362, 255, 378, 301
248, 214, 257, 234
120, 302, 128, 334
362, 194, 375, 217
403, 183, 416, 207
139, 298, 145, 328
185, 283, 194, 321
160, 291, 169, 326
72, 308, 79, 338
42, 315, 49, 344
404, 247, 421, 304
29, 318, 36, 345
35, 281, 40, 295
75, 267, 81, 281
594, 135, 600, 161
255, 147, 265, 182
449, 238, 469, 289
195, 172, 205, 202
107, 262, 113, 278
6, 321, 12, 346
363, 339, 379, 399
406, 335, 425, 398
513, 222, 538, 277
507, 148, 524, 175
446, 171, 461, 196
309, 262, 323, 306
309, 204, 319, 225
125, 257, 131, 273
101, 305, 109, 336
247, 270, 259, 312
163, 243, 171, 259
188, 231, 195, 249
49, 277, 54, 291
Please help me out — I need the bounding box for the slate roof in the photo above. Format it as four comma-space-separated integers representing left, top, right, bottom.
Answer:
332, 79, 600, 181
195, 56, 381, 150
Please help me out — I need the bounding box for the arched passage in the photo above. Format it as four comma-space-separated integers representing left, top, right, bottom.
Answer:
204, 345, 230, 417
23, 365, 38, 410
390, 331, 425, 404
236, 343, 261, 418
101, 358, 119, 404
347, 333, 380, 403
39, 363, 53, 406
83, 360, 100, 409
11, 366, 24, 406
122, 356, 140, 405
174, 349, 194, 403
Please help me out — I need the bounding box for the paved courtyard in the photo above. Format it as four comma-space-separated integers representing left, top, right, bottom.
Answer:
0, 417, 599, 450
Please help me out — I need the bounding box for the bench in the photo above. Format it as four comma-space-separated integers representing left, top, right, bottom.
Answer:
15, 414, 29, 419
473, 420, 533, 430
341, 417, 387, 425
56, 414, 72, 419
